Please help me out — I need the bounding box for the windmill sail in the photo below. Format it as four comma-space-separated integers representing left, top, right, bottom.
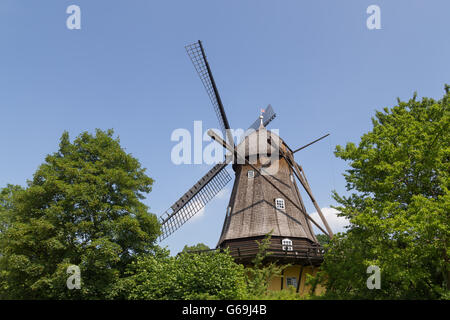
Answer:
159, 41, 238, 242
159, 162, 232, 241
185, 41, 233, 145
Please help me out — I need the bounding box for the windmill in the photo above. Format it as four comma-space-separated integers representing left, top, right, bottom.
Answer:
159, 41, 333, 274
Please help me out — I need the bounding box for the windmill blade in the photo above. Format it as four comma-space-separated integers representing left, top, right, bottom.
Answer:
248, 104, 277, 131
292, 133, 330, 154
185, 41, 234, 145
269, 137, 334, 238
159, 162, 232, 241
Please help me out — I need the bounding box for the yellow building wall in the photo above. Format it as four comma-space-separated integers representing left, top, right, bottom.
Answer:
268, 265, 325, 296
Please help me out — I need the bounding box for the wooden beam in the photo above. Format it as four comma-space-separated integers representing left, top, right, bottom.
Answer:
291, 161, 334, 238
268, 137, 334, 238
296, 265, 304, 294
292, 134, 330, 154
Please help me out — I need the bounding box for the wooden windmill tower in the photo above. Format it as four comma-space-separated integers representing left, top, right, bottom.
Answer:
159, 41, 333, 291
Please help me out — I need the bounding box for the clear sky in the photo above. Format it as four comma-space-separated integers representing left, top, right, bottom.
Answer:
1, 1, 449, 254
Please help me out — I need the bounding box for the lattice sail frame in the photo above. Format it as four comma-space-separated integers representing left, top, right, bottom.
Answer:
159, 163, 232, 241
185, 41, 227, 139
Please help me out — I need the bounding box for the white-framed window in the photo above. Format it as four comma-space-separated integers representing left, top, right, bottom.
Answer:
275, 198, 285, 210
282, 238, 293, 251
286, 277, 297, 288
290, 174, 294, 183
247, 170, 254, 179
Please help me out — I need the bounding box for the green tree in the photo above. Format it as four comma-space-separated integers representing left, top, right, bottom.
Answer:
0, 184, 23, 234
121, 235, 296, 300
315, 234, 330, 247
181, 243, 210, 253
0, 184, 24, 298
319, 86, 449, 299
244, 234, 287, 299
124, 248, 247, 300
0, 129, 160, 299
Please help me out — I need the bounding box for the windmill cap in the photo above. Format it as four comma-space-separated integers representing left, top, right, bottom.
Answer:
236, 127, 282, 158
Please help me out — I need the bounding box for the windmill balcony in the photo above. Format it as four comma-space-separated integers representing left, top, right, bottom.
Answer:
219, 236, 325, 266
232, 244, 325, 266
183, 243, 325, 267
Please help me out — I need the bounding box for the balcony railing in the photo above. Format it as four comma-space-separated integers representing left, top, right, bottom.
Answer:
232, 245, 325, 260
183, 244, 326, 263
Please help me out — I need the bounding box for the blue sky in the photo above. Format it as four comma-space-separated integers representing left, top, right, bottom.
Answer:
1, 1, 449, 254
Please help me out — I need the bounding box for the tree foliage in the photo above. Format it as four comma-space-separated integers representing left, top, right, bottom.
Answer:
181, 243, 210, 253
0, 129, 160, 299
244, 234, 287, 298
319, 86, 450, 299
122, 234, 295, 300
315, 234, 330, 247
123, 248, 247, 300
